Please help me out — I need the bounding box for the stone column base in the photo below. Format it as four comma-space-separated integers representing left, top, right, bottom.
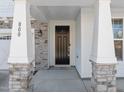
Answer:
91, 62, 116, 92
9, 63, 34, 92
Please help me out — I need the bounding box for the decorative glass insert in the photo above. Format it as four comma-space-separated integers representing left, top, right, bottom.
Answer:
114, 40, 123, 61
112, 19, 123, 39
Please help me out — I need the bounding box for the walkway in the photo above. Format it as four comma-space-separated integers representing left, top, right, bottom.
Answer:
0, 67, 124, 92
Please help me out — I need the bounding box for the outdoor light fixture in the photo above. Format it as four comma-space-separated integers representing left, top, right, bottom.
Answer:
39, 30, 42, 36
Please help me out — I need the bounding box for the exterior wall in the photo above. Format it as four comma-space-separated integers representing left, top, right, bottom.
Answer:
0, 19, 48, 70
75, 8, 94, 78
0, 19, 12, 70
0, 36, 10, 69
75, 10, 82, 75
0, 0, 14, 17
80, 8, 94, 78
31, 20, 48, 70
76, 8, 124, 78
0, 6, 124, 78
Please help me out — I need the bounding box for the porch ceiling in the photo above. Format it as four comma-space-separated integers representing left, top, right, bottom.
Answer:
30, 0, 124, 8
30, 0, 95, 6
30, 6, 81, 21
30, 0, 124, 22
37, 6, 80, 20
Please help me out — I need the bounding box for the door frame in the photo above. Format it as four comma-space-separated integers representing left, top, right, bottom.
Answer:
48, 20, 75, 67
55, 26, 70, 66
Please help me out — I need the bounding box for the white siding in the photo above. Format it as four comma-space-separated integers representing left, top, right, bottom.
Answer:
0, 29, 11, 70
0, 40, 10, 69
75, 8, 94, 78
75, 9, 82, 76
77, 8, 124, 78
0, 0, 14, 17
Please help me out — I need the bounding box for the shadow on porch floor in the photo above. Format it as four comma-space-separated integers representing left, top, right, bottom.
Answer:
0, 67, 124, 92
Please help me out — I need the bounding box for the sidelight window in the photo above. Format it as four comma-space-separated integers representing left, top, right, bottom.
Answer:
112, 18, 123, 61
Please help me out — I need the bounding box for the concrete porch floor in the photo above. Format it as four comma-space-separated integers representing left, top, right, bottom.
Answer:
0, 67, 124, 92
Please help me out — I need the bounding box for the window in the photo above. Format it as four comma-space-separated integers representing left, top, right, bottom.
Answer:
114, 40, 123, 60
112, 18, 123, 61
112, 19, 123, 39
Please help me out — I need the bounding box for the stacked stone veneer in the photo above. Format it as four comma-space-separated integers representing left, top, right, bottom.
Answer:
31, 20, 48, 70
1, 18, 48, 91
9, 63, 34, 92
91, 62, 116, 92
0, 18, 48, 71
0, 17, 13, 29
4, 19, 48, 91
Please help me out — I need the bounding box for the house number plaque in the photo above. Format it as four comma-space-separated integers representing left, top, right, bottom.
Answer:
18, 22, 21, 37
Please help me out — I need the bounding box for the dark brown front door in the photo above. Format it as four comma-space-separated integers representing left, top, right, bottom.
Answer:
55, 26, 70, 65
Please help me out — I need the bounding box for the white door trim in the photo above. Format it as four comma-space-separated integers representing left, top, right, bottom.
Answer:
48, 20, 75, 67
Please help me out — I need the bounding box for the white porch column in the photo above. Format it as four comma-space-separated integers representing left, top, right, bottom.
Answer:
90, 0, 117, 92
8, 0, 34, 91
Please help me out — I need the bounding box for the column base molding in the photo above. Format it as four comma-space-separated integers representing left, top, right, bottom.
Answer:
91, 62, 117, 92
90, 56, 117, 64
9, 63, 34, 92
